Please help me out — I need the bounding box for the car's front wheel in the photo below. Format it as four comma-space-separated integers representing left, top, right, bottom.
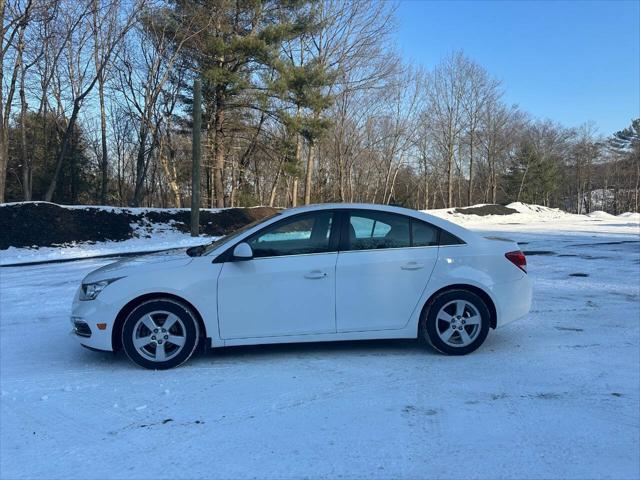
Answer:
121, 299, 200, 369
420, 289, 490, 355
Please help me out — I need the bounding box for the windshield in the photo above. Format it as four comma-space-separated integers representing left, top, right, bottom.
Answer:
187, 212, 281, 257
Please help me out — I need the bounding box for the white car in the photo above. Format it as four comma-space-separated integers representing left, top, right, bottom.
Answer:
71, 204, 532, 369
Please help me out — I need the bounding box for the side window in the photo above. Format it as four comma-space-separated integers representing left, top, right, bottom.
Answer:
412, 220, 439, 247
347, 211, 410, 250
247, 211, 334, 258
439, 229, 465, 246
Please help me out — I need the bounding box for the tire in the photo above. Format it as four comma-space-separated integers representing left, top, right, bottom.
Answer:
420, 289, 490, 355
121, 299, 200, 369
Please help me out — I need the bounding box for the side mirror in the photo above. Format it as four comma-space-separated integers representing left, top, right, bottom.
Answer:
232, 242, 253, 261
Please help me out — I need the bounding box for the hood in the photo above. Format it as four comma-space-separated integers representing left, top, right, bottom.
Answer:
82, 249, 193, 284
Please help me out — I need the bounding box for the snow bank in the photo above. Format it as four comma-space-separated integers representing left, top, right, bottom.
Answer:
426, 202, 639, 236
506, 202, 571, 218
586, 210, 616, 219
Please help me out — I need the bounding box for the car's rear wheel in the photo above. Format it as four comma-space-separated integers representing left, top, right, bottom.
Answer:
121, 299, 200, 369
420, 289, 490, 355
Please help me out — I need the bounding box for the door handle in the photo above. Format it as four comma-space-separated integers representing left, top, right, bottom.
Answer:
304, 270, 328, 279
401, 262, 424, 271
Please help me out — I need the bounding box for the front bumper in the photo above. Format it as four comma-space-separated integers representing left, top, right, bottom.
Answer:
70, 289, 118, 351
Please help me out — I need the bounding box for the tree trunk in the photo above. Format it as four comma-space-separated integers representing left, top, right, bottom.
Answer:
447, 142, 454, 207
517, 162, 530, 203
291, 133, 302, 207
191, 78, 201, 234
44, 103, 81, 202
206, 130, 213, 207
0, 0, 5, 202
230, 159, 237, 207
212, 91, 225, 208
269, 160, 283, 207
490, 159, 497, 204
97, 74, 108, 203
0, 128, 7, 203
20, 65, 30, 200
424, 172, 429, 210
131, 123, 149, 207
456, 165, 462, 207
291, 177, 299, 207
93, 0, 108, 204
303, 143, 314, 205
468, 132, 474, 206
159, 140, 181, 208
338, 160, 346, 202
1, 5, 27, 202
386, 166, 401, 204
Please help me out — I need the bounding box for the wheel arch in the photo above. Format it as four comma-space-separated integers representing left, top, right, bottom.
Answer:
111, 293, 207, 352
419, 284, 497, 331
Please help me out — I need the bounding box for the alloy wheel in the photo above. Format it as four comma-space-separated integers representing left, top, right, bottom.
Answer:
435, 299, 482, 347
132, 310, 187, 362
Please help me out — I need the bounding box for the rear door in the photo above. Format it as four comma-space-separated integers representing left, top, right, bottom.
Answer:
335, 210, 439, 332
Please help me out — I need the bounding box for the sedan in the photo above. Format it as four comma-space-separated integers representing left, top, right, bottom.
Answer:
71, 204, 532, 369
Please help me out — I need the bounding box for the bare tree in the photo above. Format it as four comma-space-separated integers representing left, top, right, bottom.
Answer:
92, 0, 108, 204
114, 8, 202, 206
426, 52, 469, 208
1, 0, 34, 202
43, 0, 136, 202
462, 59, 499, 206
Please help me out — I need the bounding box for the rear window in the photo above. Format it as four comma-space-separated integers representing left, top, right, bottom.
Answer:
439, 229, 465, 246
348, 212, 410, 250
411, 220, 439, 247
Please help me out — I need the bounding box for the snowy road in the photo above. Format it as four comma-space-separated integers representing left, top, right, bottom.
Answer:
1, 223, 639, 479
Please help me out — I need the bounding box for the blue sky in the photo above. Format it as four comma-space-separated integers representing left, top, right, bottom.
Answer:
395, 0, 640, 137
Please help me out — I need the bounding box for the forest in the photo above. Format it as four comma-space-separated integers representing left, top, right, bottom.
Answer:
1, 0, 639, 213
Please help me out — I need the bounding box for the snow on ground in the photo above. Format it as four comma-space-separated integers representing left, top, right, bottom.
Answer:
1, 208, 639, 479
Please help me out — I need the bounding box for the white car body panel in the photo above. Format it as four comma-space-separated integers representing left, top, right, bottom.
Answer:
70, 203, 532, 353
218, 252, 337, 339
336, 247, 438, 332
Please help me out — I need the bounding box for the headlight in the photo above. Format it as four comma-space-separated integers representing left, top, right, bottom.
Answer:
79, 278, 122, 301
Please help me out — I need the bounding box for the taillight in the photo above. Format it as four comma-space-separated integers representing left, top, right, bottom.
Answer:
505, 250, 527, 273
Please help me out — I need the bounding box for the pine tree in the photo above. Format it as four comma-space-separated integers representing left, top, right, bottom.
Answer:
506, 140, 559, 206
157, 0, 319, 208
272, 54, 335, 205
611, 119, 640, 152
610, 119, 640, 212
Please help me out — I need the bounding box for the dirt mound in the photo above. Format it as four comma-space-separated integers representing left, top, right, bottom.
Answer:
144, 206, 277, 236
1, 203, 136, 249
0, 202, 278, 250
454, 204, 519, 216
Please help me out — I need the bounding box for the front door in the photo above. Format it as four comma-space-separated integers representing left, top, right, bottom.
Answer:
218, 211, 338, 339
336, 210, 439, 332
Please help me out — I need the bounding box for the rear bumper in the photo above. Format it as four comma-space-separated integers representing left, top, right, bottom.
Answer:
491, 274, 532, 327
